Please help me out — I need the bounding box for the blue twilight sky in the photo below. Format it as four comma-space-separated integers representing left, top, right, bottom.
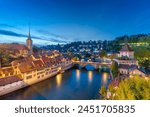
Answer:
0, 0, 150, 45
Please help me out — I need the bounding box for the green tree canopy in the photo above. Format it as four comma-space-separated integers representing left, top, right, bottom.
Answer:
99, 50, 107, 58
111, 61, 119, 78
109, 76, 150, 100
100, 86, 107, 99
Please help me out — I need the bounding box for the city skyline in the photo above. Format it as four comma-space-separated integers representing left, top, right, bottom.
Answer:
0, 0, 150, 45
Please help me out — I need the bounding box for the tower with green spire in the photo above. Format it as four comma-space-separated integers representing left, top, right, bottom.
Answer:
26, 25, 33, 55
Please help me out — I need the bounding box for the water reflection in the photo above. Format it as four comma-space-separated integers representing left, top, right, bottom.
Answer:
56, 74, 62, 88
0, 68, 111, 100
102, 72, 108, 85
76, 69, 80, 81
88, 71, 93, 83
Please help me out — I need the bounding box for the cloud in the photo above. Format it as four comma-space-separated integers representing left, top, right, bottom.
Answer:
37, 30, 66, 39
0, 24, 21, 30
50, 38, 68, 43
37, 29, 71, 42
0, 29, 27, 37
0, 29, 67, 44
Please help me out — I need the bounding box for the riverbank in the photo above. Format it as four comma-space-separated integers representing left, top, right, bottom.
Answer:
0, 63, 73, 97
0, 68, 111, 100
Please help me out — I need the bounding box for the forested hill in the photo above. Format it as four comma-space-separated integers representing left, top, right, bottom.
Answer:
111, 34, 150, 68
108, 34, 150, 52
113, 34, 150, 44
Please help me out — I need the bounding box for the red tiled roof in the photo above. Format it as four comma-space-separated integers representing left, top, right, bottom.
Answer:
0, 76, 22, 86
18, 61, 35, 73
120, 44, 133, 51
32, 53, 41, 59
47, 52, 54, 56
11, 60, 20, 66
0, 67, 14, 74
11, 56, 33, 66
119, 64, 137, 70
41, 57, 49, 63
0, 44, 29, 50
32, 60, 44, 68
10, 50, 68, 73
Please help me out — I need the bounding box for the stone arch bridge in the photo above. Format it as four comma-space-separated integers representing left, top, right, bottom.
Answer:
73, 61, 112, 69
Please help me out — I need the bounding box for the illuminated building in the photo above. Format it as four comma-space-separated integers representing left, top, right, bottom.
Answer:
118, 43, 134, 59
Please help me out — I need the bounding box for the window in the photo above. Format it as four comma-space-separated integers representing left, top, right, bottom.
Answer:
10, 73, 13, 75
5, 74, 9, 76
26, 75, 32, 80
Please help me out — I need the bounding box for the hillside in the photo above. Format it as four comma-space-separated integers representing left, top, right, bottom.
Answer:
115, 34, 150, 43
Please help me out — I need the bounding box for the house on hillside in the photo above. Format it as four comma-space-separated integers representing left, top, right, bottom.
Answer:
129, 68, 147, 77
118, 64, 147, 77
118, 43, 134, 59
117, 43, 138, 66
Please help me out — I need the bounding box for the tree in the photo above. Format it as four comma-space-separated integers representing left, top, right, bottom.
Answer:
142, 60, 150, 68
111, 61, 119, 78
100, 86, 107, 99
107, 84, 116, 99
99, 50, 107, 58
85, 53, 91, 59
67, 52, 74, 59
114, 76, 150, 100
72, 57, 79, 61
101, 76, 150, 100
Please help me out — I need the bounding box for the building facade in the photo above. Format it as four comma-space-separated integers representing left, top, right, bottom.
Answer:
129, 68, 146, 77
117, 43, 138, 66
118, 43, 140, 76
118, 43, 134, 59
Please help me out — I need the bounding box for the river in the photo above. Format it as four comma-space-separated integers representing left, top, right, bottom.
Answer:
0, 68, 111, 100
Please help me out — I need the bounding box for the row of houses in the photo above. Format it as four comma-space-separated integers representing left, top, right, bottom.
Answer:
0, 51, 72, 84
119, 64, 147, 77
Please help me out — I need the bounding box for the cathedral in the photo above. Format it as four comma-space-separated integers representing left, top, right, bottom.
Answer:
16, 26, 33, 57
0, 27, 33, 68
0, 27, 33, 58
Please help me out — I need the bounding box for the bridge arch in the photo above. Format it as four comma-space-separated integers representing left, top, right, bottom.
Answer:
84, 64, 95, 70
73, 61, 112, 71
99, 65, 110, 72
73, 63, 82, 69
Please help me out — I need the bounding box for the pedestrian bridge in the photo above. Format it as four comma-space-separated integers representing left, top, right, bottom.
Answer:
73, 61, 112, 69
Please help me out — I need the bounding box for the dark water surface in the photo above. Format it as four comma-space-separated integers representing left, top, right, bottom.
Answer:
0, 68, 111, 100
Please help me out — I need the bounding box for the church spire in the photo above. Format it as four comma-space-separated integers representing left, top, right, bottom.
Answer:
28, 23, 31, 40
26, 24, 33, 55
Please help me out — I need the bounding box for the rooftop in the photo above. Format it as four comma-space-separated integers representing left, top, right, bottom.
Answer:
0, 44, 29, 51
120, 43, 134, 51
119, 64, 137, 70
0, 76, 22, 86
